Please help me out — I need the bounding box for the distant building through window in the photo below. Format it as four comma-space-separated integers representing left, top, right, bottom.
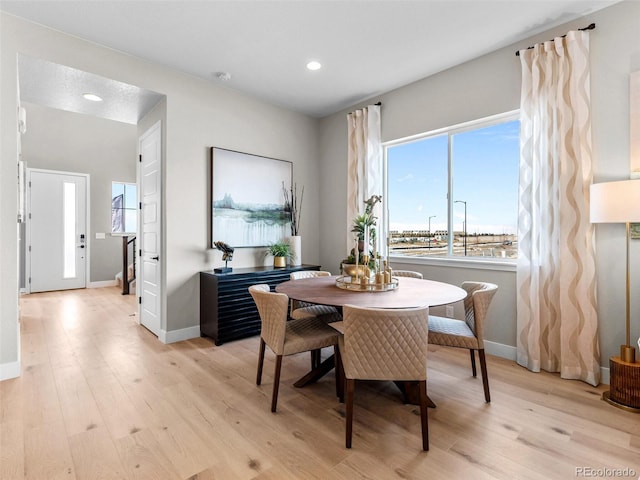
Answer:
385, 112, 519, 260
111, 182, 137, 234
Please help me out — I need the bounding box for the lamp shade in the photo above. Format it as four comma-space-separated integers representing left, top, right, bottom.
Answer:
590, 179, 640, 223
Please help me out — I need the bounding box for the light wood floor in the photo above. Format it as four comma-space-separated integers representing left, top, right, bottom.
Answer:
1, 287, 639, 479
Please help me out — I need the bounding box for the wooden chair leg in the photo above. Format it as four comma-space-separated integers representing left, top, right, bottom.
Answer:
345, 379, 355, 448
418, 380, 429, 451
470, 349, 477, 377
271, 355, 283, 412
256, 338, 266, 385
478, 349, 490, 403
334, 345, 344, 402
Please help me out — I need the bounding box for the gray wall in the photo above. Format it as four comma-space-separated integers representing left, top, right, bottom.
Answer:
318, 0, 640, 365
1, 12, 321, 371
21, 102, 138, 283
3, 3, 639, 376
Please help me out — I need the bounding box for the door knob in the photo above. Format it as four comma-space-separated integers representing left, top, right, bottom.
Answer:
151, 256, 159, 261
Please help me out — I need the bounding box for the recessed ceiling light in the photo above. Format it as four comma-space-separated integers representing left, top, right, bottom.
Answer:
83, 93, 103, 102
215, 71, 232, 81
306, 61, 322, 71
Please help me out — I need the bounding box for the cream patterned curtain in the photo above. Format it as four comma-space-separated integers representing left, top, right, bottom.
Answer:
517, 30, 600, 386
346, 105, 382, 251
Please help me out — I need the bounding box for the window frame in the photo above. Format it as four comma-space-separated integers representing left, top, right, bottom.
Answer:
111, 181, 138, 236
383, 110, 519, 271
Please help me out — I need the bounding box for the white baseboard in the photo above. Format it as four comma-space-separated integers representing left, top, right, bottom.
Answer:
483, 340, 610, 385
484, 340, 517, 361
159, 325, 200, 344
0, 361, 21, 381
88, 280, 118, 288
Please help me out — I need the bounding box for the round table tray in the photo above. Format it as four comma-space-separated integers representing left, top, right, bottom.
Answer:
335, 275, 399, 292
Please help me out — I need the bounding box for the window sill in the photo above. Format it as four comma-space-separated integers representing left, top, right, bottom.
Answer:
390, 255, 516, 272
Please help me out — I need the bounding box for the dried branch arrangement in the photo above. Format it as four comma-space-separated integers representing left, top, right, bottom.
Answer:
283, 182, 304, 236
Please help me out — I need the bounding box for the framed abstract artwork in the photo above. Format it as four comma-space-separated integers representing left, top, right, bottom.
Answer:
211, 147, 292, 248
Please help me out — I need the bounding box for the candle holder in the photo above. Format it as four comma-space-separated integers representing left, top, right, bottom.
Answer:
335, 275, 399, 292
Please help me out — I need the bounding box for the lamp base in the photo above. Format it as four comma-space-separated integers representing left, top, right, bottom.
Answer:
603, 356, 640, 412
602, 391, 640, 413
620, 344, 636, 364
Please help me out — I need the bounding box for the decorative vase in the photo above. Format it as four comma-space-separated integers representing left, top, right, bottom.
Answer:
274, 256, 286, 268
341, 263, 371, 279
289, 235, 302, 266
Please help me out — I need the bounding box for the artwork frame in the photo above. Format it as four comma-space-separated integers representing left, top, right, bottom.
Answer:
210, 147, 292, 248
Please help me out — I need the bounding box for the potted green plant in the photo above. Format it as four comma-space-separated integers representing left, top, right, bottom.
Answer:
265, 242, 292, 267
351, 212, 376, 248
342, 195, 383, 275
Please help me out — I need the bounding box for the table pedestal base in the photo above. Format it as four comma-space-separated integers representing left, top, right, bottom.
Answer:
292, 355, 437, 408
393, 381, 437, 408
293, 356, 335, 388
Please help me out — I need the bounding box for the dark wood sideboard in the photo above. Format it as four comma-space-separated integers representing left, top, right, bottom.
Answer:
200, 264, 321, 345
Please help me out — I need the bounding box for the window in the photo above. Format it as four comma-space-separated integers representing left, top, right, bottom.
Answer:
386, 112, 519, 261
111, 182, 137, 234
63, 182, 76, 278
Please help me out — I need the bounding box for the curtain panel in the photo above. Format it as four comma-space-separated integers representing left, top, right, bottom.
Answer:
346, 105, 382, 252
517, 30, 600, 386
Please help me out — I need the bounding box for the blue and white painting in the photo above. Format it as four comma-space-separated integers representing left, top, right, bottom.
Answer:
212, 148, 292, 247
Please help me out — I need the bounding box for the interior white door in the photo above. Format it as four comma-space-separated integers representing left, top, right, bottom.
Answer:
139, 122, 162, 337
29, 169, 87, 292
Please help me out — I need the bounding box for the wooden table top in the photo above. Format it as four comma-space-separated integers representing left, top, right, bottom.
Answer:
275, 275, 466, 309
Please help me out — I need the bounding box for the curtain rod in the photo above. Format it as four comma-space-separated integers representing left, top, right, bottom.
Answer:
515, 23, 595, 57
348, 102, 382, 115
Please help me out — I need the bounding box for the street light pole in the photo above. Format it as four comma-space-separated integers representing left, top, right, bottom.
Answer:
428, 215, 435, 250
454, 200, 467, 256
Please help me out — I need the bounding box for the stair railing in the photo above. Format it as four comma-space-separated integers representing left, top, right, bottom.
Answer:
122, 235, 137, 295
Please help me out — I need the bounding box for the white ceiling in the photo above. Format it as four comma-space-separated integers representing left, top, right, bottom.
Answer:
18, 56, 165, 125
1, 0, 620, 120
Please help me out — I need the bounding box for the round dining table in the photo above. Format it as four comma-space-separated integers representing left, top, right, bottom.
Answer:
275, 275, 466, 309
276, 275, 467, 406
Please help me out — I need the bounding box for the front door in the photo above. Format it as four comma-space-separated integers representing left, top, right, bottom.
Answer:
28, 169, 88, 292
139, 122, 162, 337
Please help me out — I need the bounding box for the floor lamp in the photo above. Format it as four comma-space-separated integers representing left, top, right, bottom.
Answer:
590, 179, 640, 412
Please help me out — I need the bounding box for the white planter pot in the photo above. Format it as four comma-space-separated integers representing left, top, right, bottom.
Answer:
288, 235, 302, 266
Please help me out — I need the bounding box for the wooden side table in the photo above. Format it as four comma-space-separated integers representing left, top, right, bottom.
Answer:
604, 356, 640, 412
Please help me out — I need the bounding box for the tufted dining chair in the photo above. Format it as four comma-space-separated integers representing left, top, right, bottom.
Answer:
428, 281, 498, 402
289, 271, 341, 321
334, 304, 430, 451
249, 284, 340, 412
289, 270, 343, 369
393, 270, 423, 279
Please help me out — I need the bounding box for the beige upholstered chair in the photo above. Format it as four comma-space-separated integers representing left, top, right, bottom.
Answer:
393, 270, 423, 279
428, 281, 498, 402
289, 271, 341, 321
336, 304, 430, 451
249, 284, 340, 412
289, 270, 342, 368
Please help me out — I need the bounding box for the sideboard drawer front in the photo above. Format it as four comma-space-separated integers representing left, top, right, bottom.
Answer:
200, 265, 320, 345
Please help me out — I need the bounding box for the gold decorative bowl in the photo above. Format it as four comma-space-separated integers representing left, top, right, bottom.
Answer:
341, 263, 371, 278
